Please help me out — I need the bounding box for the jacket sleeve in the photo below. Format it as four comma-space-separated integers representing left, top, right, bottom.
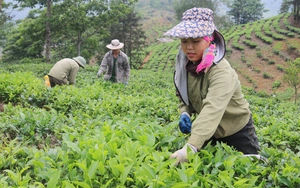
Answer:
68, 65, 79, 84
98, 53, 109, 74
123, 55, 130, 81
179, 101, 194, 116
188, 66, 238, 149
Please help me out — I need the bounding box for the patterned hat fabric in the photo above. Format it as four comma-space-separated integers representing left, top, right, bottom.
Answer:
164, 7, 216, 38
164, 7, 226, 64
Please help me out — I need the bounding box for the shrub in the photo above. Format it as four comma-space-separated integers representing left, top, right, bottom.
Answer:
268, 60, 275, 65
272, 80, 281, 89
263, 72, 273, 79
276, 64, 285, 72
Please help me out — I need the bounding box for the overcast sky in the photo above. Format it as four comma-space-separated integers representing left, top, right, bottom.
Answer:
263, 0, 282, 18
6, 0, 283, 20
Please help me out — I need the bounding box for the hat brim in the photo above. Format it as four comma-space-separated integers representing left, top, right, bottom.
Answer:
164, 21, 215, 39
73, 58, 85, 69
164, 20, 226, 63
213, 30, 226, 63
106, 43, 124, 50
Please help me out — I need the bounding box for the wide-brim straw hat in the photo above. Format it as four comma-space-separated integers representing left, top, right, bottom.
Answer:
164, 7, 226, 62
106, 39, 124, 50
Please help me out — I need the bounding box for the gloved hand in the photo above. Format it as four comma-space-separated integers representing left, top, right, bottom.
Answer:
123, 81, 128, 85
97, 71, 102, 77
243, 154, 269, 163
179, 112, 192, 134
170, 143, 198, 166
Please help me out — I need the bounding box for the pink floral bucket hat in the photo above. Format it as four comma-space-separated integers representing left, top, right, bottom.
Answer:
164, 7, 226, 63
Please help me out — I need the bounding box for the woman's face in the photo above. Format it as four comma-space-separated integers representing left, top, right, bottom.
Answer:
180, 37, 210, 62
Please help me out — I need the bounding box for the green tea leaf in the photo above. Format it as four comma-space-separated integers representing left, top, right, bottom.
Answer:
120, 164, 133, 185
88, 160, 99, 180
47, 170, 60, 188
218, 171, 234, 188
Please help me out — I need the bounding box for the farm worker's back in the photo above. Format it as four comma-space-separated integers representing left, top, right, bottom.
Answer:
48, 56, 86, 87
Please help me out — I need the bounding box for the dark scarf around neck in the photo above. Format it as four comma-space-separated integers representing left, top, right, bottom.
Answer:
186, 61, 204, 76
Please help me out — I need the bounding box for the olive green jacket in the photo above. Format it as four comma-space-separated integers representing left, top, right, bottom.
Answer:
48, 58, 80, 85
175, 50, 250, 150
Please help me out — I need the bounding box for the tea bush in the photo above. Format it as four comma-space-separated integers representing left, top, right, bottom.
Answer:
0, 63, 299, 187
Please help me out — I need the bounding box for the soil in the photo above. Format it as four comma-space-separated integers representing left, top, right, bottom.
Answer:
0, 103, 4, 112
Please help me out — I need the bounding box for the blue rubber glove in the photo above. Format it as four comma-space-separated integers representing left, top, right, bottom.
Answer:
179, 112, 192, 134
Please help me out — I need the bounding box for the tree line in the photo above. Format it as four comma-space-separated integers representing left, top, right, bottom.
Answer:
0, 0, 299, 70
0, 0, 147, 69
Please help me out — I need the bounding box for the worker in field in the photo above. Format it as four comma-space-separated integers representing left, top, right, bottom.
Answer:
164, 7, 265, 165
47, 56, 86, 87
97, 39, 130, 85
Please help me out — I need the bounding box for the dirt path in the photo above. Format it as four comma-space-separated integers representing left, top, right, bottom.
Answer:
140, 51, 153, 68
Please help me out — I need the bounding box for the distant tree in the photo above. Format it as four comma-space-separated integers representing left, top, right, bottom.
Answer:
227, 0, 267, 25
105, 6, 147, 69
279, 0, 292, 13
172, 0, 234, 30
0, 0, 12, 27
279, 0, 300, 23
284, 58, 300, 104
15, 0, 59, 63
0, 1, 12, 51
49, 0, 139, 62
50, 0, 106, 59
173, 0, 215, 20
0, 22, 14, 48
2, 17, 45, 62
2, 0, 132, 63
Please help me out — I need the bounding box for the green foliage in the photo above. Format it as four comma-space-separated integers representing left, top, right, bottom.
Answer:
268, 60, 275, 65
279, 0, 300, 23
263, 72, 272, 79
0, 63, 300, 187
105, 4, 147, 69
2, 0, 145, 64
1, 4, 300, 186
283, 58, 300, 104
0, 21, 14, 48
276, 64, 285, 72
0, 1, 13, 27
272, 80, 281, 89
0, 72, 48, 105
172, 0, 232, 30
173, 0, 216, 21
227, 0, 267, 25
50, 0, 115, 59
243, 39, 257, 48
2, 18, 45, 62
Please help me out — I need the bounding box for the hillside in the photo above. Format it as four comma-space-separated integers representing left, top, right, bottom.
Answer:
135, 0, 176, 43
224, 13, 300, 94
138, 2, 299, 94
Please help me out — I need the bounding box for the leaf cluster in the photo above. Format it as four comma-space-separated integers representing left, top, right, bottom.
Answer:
0, 63, 300, 187
227, 0, 267, 25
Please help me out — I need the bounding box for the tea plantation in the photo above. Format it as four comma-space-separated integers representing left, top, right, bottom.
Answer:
0, 62, 299, 187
